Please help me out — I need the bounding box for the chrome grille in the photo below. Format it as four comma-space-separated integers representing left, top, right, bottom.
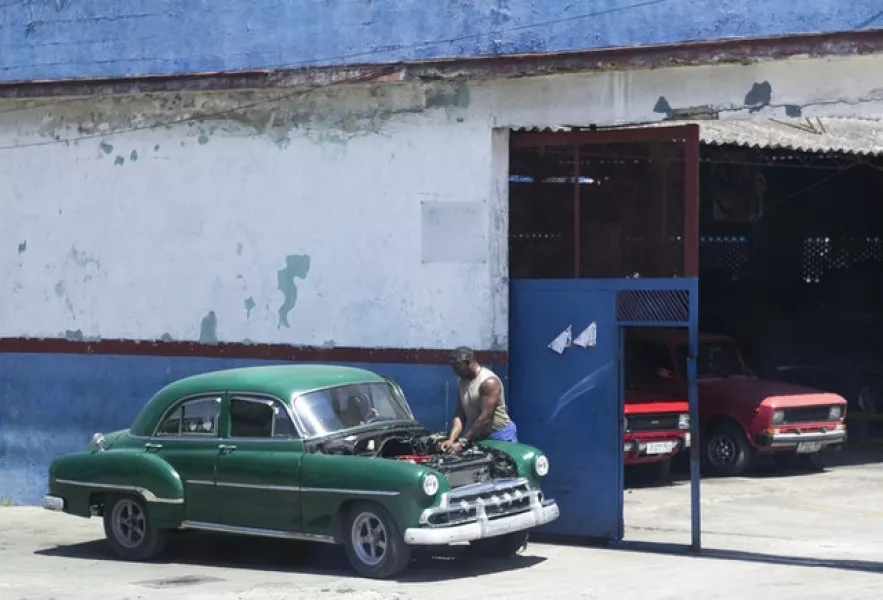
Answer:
421, 478, 535, 528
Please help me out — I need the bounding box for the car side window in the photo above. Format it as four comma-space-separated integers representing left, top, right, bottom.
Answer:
229, 396, 297, 439
155, 396, 221, 437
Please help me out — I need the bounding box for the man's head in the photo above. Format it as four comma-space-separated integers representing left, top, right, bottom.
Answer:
449, 346, 478, 379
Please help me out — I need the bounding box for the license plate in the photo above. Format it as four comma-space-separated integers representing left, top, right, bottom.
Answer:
645, 441, 675, 455
796, 441, 822, 454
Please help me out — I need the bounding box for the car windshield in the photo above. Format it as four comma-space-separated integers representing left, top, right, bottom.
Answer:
292, 381, 415, 437
677, 340, 752, 379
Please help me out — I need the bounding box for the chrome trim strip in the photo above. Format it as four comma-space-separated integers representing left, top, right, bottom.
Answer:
131, 433, 305, 444
54, 479, 184, 504
215, 481, 301, 492
180, 520, 335, 543
300, 487, 400, 496
184, 480, 397, 496
130, 433, 221, 442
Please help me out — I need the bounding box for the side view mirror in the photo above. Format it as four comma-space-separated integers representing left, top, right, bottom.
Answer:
657, 367, 674, 380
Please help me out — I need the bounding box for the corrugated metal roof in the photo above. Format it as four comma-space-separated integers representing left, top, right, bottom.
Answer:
514, 118, 883, 157
654, 117, 883, 156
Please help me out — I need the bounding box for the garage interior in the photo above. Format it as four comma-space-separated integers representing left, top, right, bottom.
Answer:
506, 117, 883, 546
690, 119, 883, 431
510, 116, 883, 423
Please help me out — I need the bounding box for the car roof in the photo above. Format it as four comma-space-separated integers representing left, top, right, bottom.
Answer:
129, 364, 385, 436
628, 328, 734, 346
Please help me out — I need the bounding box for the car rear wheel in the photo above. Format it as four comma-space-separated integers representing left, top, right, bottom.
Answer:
344, 501, 410, 579
702, 424, 752, 477
103, 494, 168, 561
470, 530, 529, 557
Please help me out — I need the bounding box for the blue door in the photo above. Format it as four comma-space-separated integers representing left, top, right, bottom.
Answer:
510, 279, 623, 540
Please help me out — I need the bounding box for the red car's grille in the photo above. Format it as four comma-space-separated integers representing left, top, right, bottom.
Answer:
627, 413, 680, 432
783, 406, 836, 424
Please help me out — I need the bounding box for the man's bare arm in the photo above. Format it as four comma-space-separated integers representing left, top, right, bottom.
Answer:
446, 405, 466, 442
462, 377, 502, 443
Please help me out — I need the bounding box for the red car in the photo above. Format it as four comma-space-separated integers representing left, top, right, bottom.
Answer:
625, 328, 848, 477
623, 390, 690, 480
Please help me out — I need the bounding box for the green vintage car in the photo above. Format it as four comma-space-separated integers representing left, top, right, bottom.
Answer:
43, 365, 559, 578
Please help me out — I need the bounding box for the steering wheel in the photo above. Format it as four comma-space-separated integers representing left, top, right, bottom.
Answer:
363, 407, 382, 423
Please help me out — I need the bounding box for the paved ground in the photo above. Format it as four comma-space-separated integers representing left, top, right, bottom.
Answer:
2, 449, 883, 600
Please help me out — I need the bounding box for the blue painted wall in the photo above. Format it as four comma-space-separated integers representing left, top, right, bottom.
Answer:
0, 353, 507, 505
1, 1, 881, 82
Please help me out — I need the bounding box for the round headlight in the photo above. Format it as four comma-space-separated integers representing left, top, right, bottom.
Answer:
771, 410, 785, 425
534, 454, 550, 477
422, 474, 439, 496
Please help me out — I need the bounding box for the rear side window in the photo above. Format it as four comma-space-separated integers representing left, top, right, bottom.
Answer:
155, 396, 221, 437
229, 396, 297, 438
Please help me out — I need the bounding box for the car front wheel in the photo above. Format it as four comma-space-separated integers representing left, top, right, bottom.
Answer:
344, 501, 410, 579
102, 494, 168, 561
703, 424, 752, 477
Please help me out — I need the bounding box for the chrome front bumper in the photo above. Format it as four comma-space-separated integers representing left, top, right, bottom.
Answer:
758, 427, 847, 449
403, 478, 560, 546
43, 495, 64, 512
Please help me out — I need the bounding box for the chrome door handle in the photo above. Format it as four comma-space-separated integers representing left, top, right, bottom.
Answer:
145, 443, 163, 451
218, 444, 237, 454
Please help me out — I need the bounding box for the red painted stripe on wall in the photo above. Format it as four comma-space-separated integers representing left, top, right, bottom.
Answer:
0, 337, 508, 366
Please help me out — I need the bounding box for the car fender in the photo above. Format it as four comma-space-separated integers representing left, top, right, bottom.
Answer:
477, 440, 546, 484
299, 453, 444, 540
50, 449, 184, 519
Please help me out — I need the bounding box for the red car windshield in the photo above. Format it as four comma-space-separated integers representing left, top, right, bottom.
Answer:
677, 341, 752, 379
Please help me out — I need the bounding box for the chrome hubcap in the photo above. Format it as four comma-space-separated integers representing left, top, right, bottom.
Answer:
351, 512, 387, 566
111, 498, 146, 549
709, 435, 737, 466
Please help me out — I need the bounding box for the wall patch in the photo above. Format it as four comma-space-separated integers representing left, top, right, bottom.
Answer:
199, 311, 218, 344
276, 254, 311, 328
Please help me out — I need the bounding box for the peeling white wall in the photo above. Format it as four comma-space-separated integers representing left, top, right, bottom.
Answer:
3, 52, 883, 350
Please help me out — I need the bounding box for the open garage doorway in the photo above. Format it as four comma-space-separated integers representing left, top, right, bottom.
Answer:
621, 326, 691, 485
685, 119, 879, 467
619, 325, 694, 546
505, 126, 701, 548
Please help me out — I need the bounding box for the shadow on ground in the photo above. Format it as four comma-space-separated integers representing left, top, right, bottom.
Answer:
530, 536, 883, 576
35, 533, 545, 583
645, 445, 883, 486
614, 540, 883, 575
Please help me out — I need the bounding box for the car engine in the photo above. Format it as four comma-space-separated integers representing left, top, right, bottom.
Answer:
310, 427, 518, 488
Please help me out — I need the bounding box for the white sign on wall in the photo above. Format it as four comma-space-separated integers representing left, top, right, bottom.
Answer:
548, 322, 597, 354
548, 325, 572, 354
573, 322, 597, 348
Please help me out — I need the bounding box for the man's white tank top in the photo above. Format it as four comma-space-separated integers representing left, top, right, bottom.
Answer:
457, 366, 509, 431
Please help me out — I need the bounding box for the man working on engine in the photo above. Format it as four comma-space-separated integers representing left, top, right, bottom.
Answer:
440, 346, 518, 453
